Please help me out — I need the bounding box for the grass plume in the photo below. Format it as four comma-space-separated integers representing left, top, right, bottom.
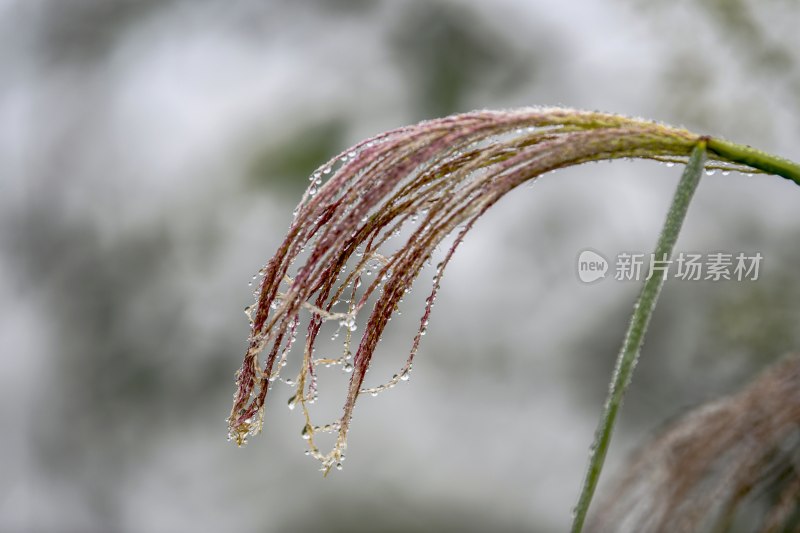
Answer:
227, 105, 800, 493
589, 353, 800, 533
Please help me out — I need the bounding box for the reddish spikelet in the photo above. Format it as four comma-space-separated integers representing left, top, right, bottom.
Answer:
227, 107, 740, 472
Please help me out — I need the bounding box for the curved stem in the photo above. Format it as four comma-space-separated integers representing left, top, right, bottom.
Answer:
707, 137, 800, 186
570, 141, 708, 533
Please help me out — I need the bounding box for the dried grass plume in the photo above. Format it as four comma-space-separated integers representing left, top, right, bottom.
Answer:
589, 353, 800, 533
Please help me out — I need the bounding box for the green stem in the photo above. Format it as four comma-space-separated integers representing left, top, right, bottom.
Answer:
570, 141, 708, 533
707, 137, 800, 186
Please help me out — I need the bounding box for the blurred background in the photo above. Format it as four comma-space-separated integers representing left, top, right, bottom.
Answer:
2, 0, 800, 531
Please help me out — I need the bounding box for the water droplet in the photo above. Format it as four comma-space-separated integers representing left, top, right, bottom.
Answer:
339, 317, 357, 331
335, 462, 343, 471
287, 393, 298, 410
705, 169, 716, 176
343, 362, 354, 373
285, 378, 295, 386
301, 424, 312, 440
400, 371, 410, 381
665, 162, 675, 168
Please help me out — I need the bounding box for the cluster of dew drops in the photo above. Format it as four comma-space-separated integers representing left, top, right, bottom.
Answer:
233, 143, 444, 473
665, 159, 752, 177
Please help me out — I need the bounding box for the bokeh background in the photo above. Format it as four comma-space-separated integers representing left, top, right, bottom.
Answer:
2, 0, 800, 531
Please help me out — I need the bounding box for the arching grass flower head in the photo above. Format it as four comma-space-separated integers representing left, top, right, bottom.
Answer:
226, 107, 776, 473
